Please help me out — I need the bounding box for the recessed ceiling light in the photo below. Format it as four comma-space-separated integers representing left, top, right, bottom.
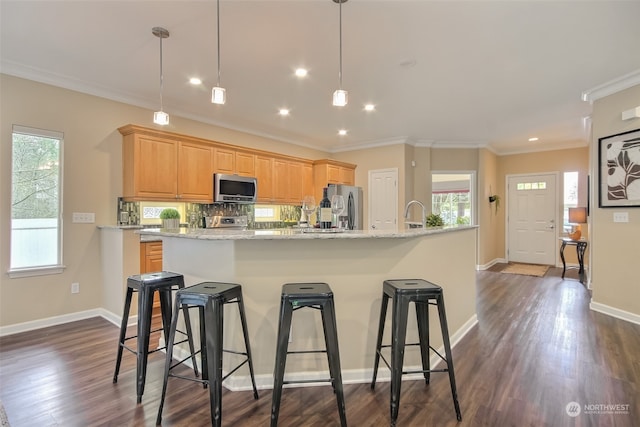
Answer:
338, 129, 347, 136
295, 68, 308, 78
189, 77, 202, 85
279, 109, 290, 116
364, 104, 375, 112
528, 137, 539, 142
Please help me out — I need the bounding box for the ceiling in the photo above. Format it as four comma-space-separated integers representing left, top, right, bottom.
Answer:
2, 1, 640, 155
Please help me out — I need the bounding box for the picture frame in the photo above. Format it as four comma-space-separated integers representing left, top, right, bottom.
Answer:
598, 128, 640, 208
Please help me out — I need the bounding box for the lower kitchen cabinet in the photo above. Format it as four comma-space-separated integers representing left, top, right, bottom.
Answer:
140, 240, 163, 307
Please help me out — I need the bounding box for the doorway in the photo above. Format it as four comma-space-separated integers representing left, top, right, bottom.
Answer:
507, 173, 558, 265
368, 168, 398, 230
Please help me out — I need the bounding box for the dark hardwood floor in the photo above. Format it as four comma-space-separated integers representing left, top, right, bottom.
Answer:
1, 266, 639, 426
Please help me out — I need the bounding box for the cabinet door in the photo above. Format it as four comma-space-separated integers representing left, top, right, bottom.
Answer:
302, 163, 314, 198
235, 152, 255, 176
134, 136, 178, 199
340, 167, 355, 185
214, 148, 235, 174
255, 155, 274, 202
327, 164, 341, 184
273, 158, 289, 202
178, 141, 214, 201
287, 162, 304, 204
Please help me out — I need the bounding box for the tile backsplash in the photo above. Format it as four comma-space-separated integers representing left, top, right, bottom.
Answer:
117, 198, 302, 229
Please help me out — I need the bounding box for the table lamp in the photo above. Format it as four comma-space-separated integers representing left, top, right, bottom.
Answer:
568, 207, 587, 240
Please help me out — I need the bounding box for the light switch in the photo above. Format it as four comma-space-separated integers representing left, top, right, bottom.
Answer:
613, 212, 628, 223
72, 212, 95, 223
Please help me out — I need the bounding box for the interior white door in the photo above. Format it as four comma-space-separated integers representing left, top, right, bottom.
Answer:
369, 168, 398, 230
507, 173, 557, 265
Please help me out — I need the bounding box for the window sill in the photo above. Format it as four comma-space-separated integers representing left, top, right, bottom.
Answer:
7, 265, 66, 279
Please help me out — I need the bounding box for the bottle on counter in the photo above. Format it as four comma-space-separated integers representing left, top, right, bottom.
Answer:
318, 187, 332, 229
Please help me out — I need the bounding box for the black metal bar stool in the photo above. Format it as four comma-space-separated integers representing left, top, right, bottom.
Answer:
271, 282, 347, 427
113, 271, 198, 404
371, 279, 462, 426
156, 281, 259, 427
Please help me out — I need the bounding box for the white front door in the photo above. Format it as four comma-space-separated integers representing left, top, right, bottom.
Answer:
507, 173, 557, 265
369, 168, 398, 230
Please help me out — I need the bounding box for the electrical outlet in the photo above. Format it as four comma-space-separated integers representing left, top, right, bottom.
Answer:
72, 212, 95, 223
71, 282, 80, 294
613, 212, 629, 223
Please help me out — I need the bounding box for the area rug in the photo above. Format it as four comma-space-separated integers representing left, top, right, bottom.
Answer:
0, 400, 10, 427
501, 263, 549, 277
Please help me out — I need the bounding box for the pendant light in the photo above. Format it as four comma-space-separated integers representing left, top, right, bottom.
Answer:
211, 0, 226, 104
332, 0, 348, 107
152, 27, 170, 125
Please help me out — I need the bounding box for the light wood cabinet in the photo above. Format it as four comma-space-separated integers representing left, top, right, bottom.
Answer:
178, 141, 214, 201
119, 125, 358, 206
123, 133, 178, 200
214, 147, 235, 174
272, 158, 314, 204
302, 163, 314, 198
255, 155, 274, 202
215, 148, 255, 177
313, 159, 356, 201
121, 127, 213, 202
273, 158, 289, 203
235, 151, 255, 176
140, 241, 163, 307
288, 162, 303, 204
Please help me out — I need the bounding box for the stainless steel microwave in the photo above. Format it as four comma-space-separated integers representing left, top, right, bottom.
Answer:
213, 173, 257, 203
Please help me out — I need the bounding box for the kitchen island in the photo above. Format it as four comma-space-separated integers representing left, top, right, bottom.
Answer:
138, 226, 478, 390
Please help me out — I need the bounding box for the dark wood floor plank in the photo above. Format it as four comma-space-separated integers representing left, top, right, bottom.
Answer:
1, 266, 639, 426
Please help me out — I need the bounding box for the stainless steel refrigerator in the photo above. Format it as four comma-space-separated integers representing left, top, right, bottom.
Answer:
327, 184, 363, 230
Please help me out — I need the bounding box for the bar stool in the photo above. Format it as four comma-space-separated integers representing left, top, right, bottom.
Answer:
271, 283, 347, 427
371, 279, 462, 426
156, 282, 259, 427
113, 271, 198, 404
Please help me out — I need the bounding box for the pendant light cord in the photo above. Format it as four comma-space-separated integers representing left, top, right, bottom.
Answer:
159, 34, 164, 111
216, 0, 221, 87
338, 0, 343, 89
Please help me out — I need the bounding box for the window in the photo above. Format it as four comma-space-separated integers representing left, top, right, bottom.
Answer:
563, 171, 579, 232
431, 172, 474, 226
10, 125, 64, 277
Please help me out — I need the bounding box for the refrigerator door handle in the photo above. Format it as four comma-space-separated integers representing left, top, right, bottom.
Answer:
347, 192, 355, 230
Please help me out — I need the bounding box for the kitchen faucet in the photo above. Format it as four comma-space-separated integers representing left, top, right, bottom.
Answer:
404, 200, 426, 228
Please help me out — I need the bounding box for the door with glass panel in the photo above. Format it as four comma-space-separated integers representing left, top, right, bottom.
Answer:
507, 173, 557, 265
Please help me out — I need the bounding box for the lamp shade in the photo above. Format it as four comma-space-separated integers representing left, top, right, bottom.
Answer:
568, 207, 587, 224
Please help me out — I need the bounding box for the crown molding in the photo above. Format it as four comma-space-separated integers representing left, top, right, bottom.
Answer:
581, 69, 640, 104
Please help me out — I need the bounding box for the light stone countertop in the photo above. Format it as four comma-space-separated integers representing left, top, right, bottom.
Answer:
136, 225, 477, 241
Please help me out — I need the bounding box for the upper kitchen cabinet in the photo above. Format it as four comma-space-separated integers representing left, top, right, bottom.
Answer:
118, 125, 358, 206
313, 159, 356, 199
214, 148, 255, 177
255, 155, 274, 202
235, 151, 255, 176
273, 158, 313, 204
119, 125, 213, 202
177, 141, 214, 201
214, 147, 235, 174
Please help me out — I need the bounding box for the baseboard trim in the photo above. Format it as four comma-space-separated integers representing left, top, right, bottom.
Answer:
0, 309, 136, 337
590, 302, 640, 325
1, 308, 480, 392
477, 258, 505, 270
0, 309, 102, 337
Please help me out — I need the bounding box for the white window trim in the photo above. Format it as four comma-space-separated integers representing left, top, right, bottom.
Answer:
7, 265, 66, 279
8, 125, 65, 277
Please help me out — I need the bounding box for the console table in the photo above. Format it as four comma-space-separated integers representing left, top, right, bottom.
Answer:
559, 237, 587, 284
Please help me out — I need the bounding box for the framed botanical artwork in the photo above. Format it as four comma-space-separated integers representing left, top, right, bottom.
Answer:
598, 128, 640, 207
